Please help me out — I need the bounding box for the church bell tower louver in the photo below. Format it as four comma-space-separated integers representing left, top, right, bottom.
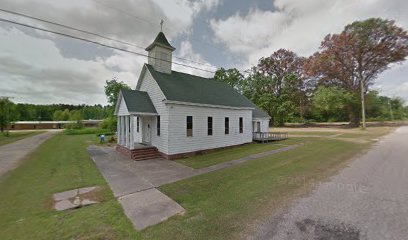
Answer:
145, 30, 176, 74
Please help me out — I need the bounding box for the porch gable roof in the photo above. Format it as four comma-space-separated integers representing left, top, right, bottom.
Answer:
117, 89, 157, 115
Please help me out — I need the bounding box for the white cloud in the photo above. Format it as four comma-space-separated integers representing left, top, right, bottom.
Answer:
0, 0, 220, 104
173, 40, 217, 78
210, 0, 408, 99
211, 0, 408, 60
150, 0, 220, 35
210, 9, 288, 55
0, 27, 140, 105
376, 62, 408, 102
0, 0, 210, 48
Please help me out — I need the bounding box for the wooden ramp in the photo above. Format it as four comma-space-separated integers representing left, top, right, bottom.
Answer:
253, 132, 288, 143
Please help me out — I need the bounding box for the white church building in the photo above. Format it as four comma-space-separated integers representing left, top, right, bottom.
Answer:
114, 31, 270, 160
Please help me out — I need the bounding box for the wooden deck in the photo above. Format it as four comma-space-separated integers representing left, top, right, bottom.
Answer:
253, 132, 288, 143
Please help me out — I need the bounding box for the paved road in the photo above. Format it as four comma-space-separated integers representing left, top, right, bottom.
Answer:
249, 127, 408, 240
0, 131, 58, 178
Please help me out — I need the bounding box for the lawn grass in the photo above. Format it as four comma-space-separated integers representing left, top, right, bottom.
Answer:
286, 131, 339, 136
143, 138, 368, 239
0, 127, 392, 239
0, 131, 45, 146
0, 133, 138, 240
175, 138, 304, 169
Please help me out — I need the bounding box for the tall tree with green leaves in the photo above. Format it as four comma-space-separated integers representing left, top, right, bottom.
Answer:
103, 78, 130, 131
305, 18, 408, 126
0, 97, 15, 134
214, 68, 244, 92
311, 86, 353, 121
244, 49, 309, 125
104, 78, 131, 108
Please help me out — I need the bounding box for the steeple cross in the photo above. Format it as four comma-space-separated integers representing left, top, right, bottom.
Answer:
160, 19, 164, 32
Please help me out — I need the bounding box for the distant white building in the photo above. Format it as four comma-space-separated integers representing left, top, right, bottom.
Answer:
114, 31, 270, 160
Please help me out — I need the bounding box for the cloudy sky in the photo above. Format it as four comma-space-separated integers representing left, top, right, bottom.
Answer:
0, 0, 407, 105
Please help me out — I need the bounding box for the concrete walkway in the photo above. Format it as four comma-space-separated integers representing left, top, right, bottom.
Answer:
87, 143, 301, 230
0, 131, 58, 178
249, 127, 408, 240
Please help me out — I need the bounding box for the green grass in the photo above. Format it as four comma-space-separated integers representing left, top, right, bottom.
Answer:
0, 133, 137, 240
143, 138, 369, 240
175, 139, 304, 169
0, 131, 45, 146
286, 131, 339, 136
0, 128, 391, 239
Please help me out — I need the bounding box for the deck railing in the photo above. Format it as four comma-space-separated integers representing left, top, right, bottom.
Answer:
253, 132, 288, 142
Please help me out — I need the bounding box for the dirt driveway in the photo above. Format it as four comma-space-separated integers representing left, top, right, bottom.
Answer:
0, 131, 58, 178
249, 126, 408, 240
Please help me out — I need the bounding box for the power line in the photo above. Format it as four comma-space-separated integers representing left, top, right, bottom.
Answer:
0, 7, 216, 68
0, 17, 216, 73
0, 8, 145, 49
94, 1, 156, 27
94, 1, 227, 52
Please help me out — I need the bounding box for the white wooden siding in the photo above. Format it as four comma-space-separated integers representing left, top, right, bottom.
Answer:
117, 97, 129, 116
261, 120, 270, 132
137, 70, 169, 154
167, 104, 252, 155
147, 46, 172, 74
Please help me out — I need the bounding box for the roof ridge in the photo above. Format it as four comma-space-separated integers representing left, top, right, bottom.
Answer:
146, 63, 214, 80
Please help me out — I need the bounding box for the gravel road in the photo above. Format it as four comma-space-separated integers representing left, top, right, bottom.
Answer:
0, 131, 58, 178
249, 127, 408, 240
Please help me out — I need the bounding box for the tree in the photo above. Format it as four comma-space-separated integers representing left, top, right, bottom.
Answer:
311, 86, 353, 121
0, 97, 16, 134
214, 68, 244, 92
244, 49, 309, 125
52, 110, 63, 121
305, 18, 408, 126
389, 97, 407, 120
104, 78, 131, 108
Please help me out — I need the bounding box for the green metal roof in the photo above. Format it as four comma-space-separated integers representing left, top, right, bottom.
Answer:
121, 89, 157, 114
252, 104, 270, 119
145, 64, 270, 119
145, 32, 176, 51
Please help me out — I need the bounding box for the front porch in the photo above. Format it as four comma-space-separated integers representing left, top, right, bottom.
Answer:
116, 114, 160, 160
115, 89, 159, 157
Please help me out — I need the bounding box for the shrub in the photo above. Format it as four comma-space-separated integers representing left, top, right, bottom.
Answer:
64, 127, 114, 136
100, 116, 117, 132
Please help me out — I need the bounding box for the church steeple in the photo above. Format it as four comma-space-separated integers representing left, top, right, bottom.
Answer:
146, 31, 175, 74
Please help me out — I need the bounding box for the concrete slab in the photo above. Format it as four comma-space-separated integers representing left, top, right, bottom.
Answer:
53, 186, 100, 211
124, 158, 196, 186
78, 186, 96, 194
53, 189, 78, 201
118, 188, 185, 230
55, 199, 79, 211
81, 199, 99, 206
88, 146, 154, 197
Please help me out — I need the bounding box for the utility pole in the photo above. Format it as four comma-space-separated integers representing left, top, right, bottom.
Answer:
360, 80, 366, 129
